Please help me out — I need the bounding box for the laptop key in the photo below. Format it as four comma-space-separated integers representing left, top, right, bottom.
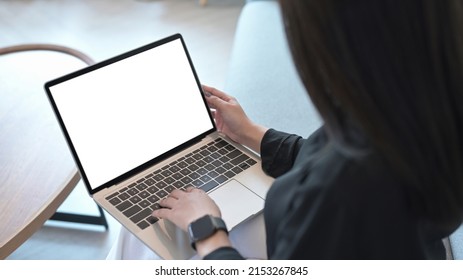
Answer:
180, 168, 191, 176
239, 162, 251, 170
156, 189, 168, 198
224, 144, 235, 151
106, 192, 119, 200
123, 205, 142, 218
215, 139, 228, 148
210, 152, 221, 160
161, 170, 172, 177
127, 188, 139, 196
130, 208, 152, 224
118, 192, 130, 201
212, 160, 222, 167
137, 220, 150, 230
230, 154, 249, 165
204, 164, 215, 171
188, 163, 199, 171
208, 170, 219, 178
215, 175, 227, 184
109, 197, 121, 206
223, 163, 233, 170
172, 172, 183, 180
145, 178, 156, 186
192, 179, 204, 187
232, 166, 243, 174
200, 150, 210, 156
195, 160, 206, 167
207, 146, 218, 152
224, 171, 235, 179
200, 174, 212, 183
139, 191, 150, 199
169, 165, 180, 173
173, 181, 185, 189
147, 216, 159, 224
181, 176, 192, 184
203, 156, 213, 163
185, 157, 195, 164
226, 150, 241, 159
147, 195, 159, 203
164, 177, 175, 184
200, 180, 219, 192
177, 161, 188, 169
189, 172, 200, 180
153, 174, 164, 181
147, 186, 159, 194
129, 196, 141, 204
156, 181, 167, 189
171, 174, 183, 182
126, 183, 136, 190
197, 168, 208, 175
139, 199, 150, 207
215, 166, 226, 174
165, 185, 175, 194
246, 158, 257, 166
219, 156, 229, 163
136, 183, 148, 191
192, 153, 202, 160
116, 200, 132, 212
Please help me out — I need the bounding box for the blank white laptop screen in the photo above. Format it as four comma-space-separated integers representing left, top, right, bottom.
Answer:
48, 38, 214, 190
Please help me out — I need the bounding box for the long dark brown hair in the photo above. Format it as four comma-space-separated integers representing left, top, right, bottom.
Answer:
279, 0, 463, 229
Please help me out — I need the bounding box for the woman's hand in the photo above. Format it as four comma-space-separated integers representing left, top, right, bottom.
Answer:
152, 187, 232, 257
152, 187, 220, 231
202, 85, 268, 154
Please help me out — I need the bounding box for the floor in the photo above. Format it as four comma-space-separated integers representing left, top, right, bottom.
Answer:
1, 0, 244, 260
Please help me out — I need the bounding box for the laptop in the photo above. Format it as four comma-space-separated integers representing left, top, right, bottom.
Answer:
44, 34, 274, 259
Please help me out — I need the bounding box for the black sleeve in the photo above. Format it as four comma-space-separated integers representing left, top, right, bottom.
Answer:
260, 127, 326, 178
203, 247, 244, 260
260, 129, 305, 178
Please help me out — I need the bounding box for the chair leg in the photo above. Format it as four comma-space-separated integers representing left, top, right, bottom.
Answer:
50, 204, 109, 230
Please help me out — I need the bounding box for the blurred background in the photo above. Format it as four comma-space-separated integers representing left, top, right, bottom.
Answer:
1, 0, 244, 259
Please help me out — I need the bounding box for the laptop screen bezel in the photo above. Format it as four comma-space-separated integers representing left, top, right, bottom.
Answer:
44, 33, 217, 195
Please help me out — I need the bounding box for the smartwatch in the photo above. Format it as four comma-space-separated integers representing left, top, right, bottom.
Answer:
188, 215, 228, 250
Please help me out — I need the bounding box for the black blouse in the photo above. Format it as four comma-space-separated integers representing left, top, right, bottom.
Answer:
204, 128, 448, 259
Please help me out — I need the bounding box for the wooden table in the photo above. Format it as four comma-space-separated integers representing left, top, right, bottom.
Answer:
0, 47, 92, 259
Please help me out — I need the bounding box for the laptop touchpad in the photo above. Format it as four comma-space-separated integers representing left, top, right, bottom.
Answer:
208, 179, 264, 230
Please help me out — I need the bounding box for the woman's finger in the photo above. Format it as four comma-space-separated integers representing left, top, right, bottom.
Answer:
168, 188, 186, 199
159, 196, 176, 209
185, 186, 195, 192
202, 85, 232, 101
152, 208, 168, 219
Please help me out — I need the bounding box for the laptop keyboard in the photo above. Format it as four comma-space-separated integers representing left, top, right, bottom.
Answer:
105, 138, 257, 230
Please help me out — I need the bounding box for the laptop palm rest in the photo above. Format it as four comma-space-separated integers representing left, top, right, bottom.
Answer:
208, 179, 265, 230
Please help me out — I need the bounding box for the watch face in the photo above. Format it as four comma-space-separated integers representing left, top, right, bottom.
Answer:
189, 215, 214, 241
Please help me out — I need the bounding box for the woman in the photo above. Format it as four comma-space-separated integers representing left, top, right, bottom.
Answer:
152, 0, 463, 259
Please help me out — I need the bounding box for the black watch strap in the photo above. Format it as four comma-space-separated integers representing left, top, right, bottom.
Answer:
188, 215, 228, 250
